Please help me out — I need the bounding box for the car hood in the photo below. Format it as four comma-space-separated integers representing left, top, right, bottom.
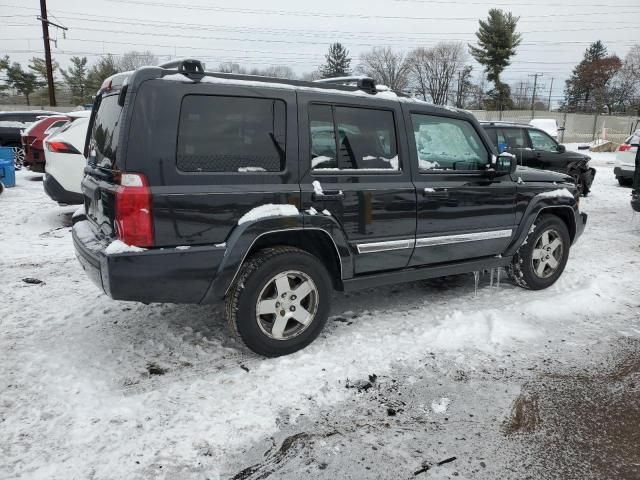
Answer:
515, 166, 574, 184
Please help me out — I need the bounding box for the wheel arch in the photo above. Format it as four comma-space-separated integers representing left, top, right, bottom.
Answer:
200, 217, 352, 303
505, 199, 579, 256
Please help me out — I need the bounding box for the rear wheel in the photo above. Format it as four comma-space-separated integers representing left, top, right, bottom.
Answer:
11, 145, 24, 170
225, 246, 331, 357
509, 215, 571, 290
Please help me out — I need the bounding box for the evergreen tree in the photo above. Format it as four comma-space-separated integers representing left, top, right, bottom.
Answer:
87, 55, 121, 92
468, 9, 521, 109
320, 43, 352, 78
564, 41, 622, 113
61, 56, 90, 104
0, 57, 41, 105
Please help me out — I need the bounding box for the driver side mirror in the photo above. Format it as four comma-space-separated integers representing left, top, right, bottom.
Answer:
490, 153, 517, 175
556, 144, 566, 153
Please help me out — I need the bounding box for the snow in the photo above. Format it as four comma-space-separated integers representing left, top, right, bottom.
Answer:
322, 209, 332, 216
306, 207, 318, 215
175, 246, 191, 250
311, 156, 333, 168
0, 120, 29, 128
431, 397, 451, 414
312, 180, 323, 195
536, 188, 575, 200
237, 167, 266, 172
1, 156, 639, 478
362, 155, 399, 170
237, 203, 299, 225
104, 239, 146, 254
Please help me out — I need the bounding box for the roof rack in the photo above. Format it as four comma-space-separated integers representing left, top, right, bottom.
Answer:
314, 76, 377, 94
158, 58, 205, 80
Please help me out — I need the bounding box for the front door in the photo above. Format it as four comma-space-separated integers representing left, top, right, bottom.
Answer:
406, 111, 517, 266
524, 128, 566, 171
298, 94, 417, 275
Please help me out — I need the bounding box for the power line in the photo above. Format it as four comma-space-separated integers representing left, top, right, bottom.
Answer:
394, 0, 639, 7
103, 0, 640, 21
3, 24, 636, 49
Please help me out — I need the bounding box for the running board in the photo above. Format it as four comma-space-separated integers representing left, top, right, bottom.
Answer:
342, 256, 512, 292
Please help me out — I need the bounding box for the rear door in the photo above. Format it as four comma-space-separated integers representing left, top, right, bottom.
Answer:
406, 111, 517, 266
298, 93, 416, 275
83, 92, 124, 238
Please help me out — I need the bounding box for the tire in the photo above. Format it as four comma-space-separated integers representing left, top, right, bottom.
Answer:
225, 246, 332, 357
617, 177, 633, 187
509, 215, 571, 290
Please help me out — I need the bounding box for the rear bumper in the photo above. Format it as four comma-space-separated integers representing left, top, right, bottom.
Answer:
614, 166, 635, 180
43, 174, 83, 204
72, 220, 226, 304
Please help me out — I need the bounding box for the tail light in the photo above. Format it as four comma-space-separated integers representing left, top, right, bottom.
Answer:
617, 144, 632, 152
114, 173, 154, 247
46, 140, 80, 154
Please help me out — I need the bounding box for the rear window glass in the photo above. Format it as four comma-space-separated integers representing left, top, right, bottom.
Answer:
90, 94, 122, 168
177, 95, 286, 173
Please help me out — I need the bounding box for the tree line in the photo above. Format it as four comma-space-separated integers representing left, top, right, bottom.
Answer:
1, 8, 638, 114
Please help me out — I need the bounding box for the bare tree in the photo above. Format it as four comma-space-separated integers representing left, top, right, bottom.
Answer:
118, 51, 159, 71
249, 65, 297, 79
357, 47, 410, 91
408, 42, 468, 105
217, 62, 247, 74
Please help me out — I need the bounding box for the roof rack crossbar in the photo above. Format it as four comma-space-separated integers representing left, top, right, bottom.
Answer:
314, 76, 377, 94
158, 58, 205, 81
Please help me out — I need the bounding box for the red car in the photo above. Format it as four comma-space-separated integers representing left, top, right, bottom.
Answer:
21, 115, 70, 172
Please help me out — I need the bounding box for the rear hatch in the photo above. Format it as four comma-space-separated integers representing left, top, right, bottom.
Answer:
82, 88, 126, 241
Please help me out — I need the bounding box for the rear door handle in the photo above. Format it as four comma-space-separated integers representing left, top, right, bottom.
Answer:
312, 191, 345, 201
423, 188, 449, 198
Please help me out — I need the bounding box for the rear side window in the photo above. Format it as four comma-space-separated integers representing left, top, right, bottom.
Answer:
411, 114, 488, 171
177, 95, 286, 173
501, 128, 528, 149
91, 94, 122, 168
310, 104, 399, 171
44, 120, 68, 134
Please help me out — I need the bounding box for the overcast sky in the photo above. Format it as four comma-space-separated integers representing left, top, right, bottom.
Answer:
2, 0, 640, 103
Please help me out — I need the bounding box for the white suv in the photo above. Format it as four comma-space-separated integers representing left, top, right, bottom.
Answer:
43, 111, 91, 204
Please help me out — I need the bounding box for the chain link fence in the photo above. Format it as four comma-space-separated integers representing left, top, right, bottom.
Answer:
470, 110, 640, 144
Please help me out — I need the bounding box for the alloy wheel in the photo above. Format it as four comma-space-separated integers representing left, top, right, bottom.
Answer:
12, 146, 24, 170
255, 270, 319, 340
531, 229, 564, 279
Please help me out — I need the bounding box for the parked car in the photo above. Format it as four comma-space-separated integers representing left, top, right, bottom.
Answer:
614, 129, 639, 187
43, 111, 91, 205
21, 115, 70, 172
72, 61, 587, 357
529, 118, 564, 140
481, 121, 595, 196
0, 110, 59, 169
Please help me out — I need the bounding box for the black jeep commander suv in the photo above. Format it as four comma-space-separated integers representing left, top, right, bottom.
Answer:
481, 121, 595, 196
72, 59, 587, 356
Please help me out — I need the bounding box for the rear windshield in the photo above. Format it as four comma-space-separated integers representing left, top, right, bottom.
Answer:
89, 93, 122, 168
626, 131, 640, 145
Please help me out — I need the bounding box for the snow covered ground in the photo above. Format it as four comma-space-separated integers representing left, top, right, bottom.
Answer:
1, 150, 639, 479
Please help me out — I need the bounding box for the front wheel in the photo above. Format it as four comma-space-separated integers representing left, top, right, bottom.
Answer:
225, 246, 332, 357
509, 215, 571, 290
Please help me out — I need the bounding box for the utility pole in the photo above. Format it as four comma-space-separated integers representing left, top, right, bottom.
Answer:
38, 0, 67, 107
547, 77, 554, 111
529, 73, 543, 118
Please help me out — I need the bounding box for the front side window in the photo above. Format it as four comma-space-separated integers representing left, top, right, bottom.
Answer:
310, 104, 399, 171
412, 114, 488, 171
528, 129, 558, 152
177, 95, 286, 173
